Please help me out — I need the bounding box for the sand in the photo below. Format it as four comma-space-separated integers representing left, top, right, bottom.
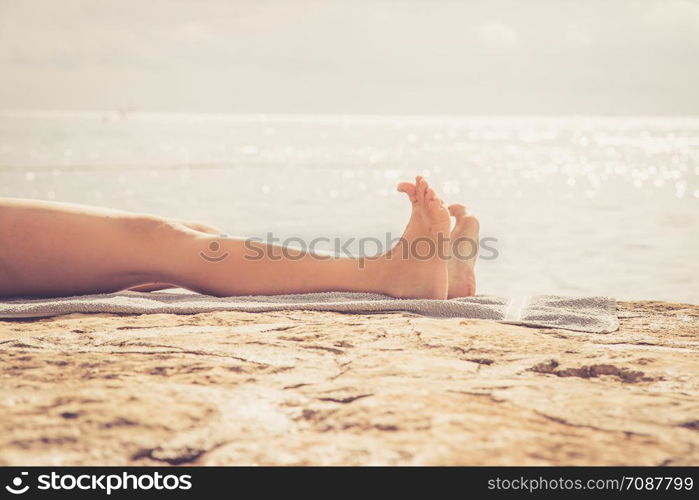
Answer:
0, 300, 697, 466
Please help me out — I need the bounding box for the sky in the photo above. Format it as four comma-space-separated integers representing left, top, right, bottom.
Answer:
1, 0, 698, 114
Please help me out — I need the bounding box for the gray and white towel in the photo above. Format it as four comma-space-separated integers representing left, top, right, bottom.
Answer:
0, 291, 619, 333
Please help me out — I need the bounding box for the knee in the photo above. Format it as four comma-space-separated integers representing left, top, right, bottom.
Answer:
180, 220, 223, 235
122, 214, 186, 243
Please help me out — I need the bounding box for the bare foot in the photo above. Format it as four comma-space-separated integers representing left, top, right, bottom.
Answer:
383, 176, 450, 299
397, 183, 479, 298
447, 204, 479, 298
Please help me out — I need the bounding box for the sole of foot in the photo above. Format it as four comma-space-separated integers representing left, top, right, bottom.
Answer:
447, 203, 479, 298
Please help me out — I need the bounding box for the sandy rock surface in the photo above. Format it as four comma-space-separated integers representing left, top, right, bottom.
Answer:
1, 301, 697, 465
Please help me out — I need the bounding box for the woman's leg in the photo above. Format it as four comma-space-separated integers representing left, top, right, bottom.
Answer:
0, 177, 451, 299
149, 176, 450, 298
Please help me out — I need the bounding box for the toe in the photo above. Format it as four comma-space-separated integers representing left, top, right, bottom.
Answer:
397, 181, 415, 193
415, 176, 428, 204
397, 182, 418, 203
426, 188, 436, 201
448, 204, 467, 218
